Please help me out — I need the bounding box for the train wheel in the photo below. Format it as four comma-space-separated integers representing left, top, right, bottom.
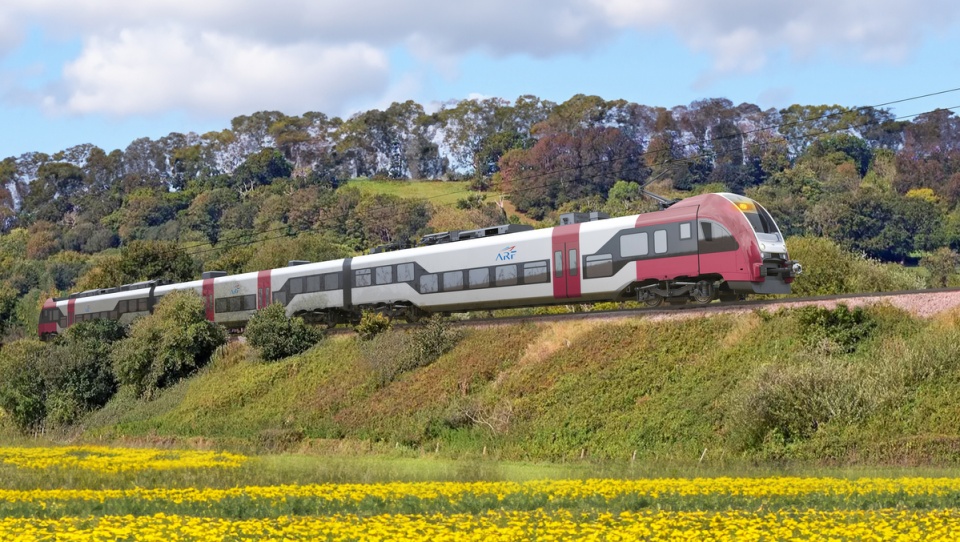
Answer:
692, 280, 716, 304
638, 290, 663, 308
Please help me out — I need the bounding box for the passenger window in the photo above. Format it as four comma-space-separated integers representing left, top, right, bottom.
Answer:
443, 271, 464, 291
585, 254, 614, 278
274, 292, 287, 305
523, 261, 548, 284
620, 233, 649, 257
397, 263, 415, 282
495, 265, 518, 286
324, 273, 339, 291
654, 230, 667, 254
307, 275, 321, 292
243, 295, 257, 311
468, 268, 490, 288
138, 298, 148, 312
290, 277, 304, 294
554, 251, 563, 277
420, 274, 439, 294
216, 298, 227, 313
355, 269, 372, 287
680, 223, 692, 240
229, 297, 243, 312
376, 266, 393, 285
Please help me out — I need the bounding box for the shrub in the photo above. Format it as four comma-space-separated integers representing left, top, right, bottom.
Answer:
729, 361, 871, 453
0, 340, 49, 432
362, 315, 463, 387
245, 303, 323, 361
41, 319, 126, 425
110, 291, 226, 398
354, 311, 392, 340
794, 304, 877, 354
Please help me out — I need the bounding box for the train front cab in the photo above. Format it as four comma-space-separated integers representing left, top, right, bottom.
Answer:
713, 193, 801, 295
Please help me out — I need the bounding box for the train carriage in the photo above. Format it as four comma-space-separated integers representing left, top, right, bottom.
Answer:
39, 193, 800, 338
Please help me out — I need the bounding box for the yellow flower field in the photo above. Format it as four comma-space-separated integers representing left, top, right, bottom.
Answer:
3, 509, 960, 541
4, 445, 960, 540
0, 445, 246, 473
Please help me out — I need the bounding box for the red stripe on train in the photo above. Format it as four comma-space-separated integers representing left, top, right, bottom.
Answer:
202, 278, 215, 321
257, 270, 272, 309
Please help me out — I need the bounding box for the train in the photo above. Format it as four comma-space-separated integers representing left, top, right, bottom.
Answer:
38, 192, 801, 338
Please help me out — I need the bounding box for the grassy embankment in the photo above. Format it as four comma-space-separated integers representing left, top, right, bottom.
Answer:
51, 301, 960, 466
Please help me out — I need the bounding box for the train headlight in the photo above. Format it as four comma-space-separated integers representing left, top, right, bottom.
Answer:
760, 242, 767, 251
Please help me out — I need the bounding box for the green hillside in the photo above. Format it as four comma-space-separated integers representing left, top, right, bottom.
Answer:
54, 302, 960, 466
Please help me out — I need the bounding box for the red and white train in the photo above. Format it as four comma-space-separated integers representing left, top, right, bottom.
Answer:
38, 193, 801, 338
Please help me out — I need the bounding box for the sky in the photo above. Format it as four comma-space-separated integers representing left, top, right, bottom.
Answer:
2, 0, 960, 159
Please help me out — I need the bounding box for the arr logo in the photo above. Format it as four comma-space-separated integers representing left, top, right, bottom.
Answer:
496, 246, 517, 261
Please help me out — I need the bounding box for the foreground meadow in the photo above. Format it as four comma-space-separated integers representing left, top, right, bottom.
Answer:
4, 445, 960, 540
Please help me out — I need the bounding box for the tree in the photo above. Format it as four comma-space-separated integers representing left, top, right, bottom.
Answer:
110, 291, 226, 398
499, 127, 647, 217
230, 148, 293, 196
921, 247, 958, 288
117, 240, 198, 283
245, 303, 323, 361
0, 339, 48, 432
20, 162, 85, 224
42, 319, 125, 425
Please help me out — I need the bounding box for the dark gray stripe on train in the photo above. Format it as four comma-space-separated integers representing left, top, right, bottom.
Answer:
343, 257, 353, 308
148, 283, 157, 313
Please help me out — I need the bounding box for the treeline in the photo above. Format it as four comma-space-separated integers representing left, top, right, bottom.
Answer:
0, 95, 959, 340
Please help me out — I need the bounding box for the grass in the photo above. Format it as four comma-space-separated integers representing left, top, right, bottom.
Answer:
8, 303, 960, 468
344, 179, 473, 207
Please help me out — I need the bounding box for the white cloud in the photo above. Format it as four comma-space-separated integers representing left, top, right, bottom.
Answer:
591, 0, 960, 75
4, 0, 960, 118
47, 26, 388, 117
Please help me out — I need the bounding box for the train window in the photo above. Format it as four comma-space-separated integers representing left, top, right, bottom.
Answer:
420, 274, 439, 294
110, 311, 118, 320
117, 300, 127, 313
376, 266, 393, 285
621, 233, 649, 258
243, 295, 256, 311
680, 223, 692, 240
274, 292, 287, 305
216, 299, 227, 313
307, 275, 321, 292
324, 273, 339, 291
468, 268, 490, 288
290, 277, 304, 294
397, 263, 415, 282
654, 230, 667, 254
443, 271, 464, 291
585, 254, 613, 278
138, 298, 148, 312
568, 250, 578, 276
495, 264, 518, 287
554, 251, 563, 277
60, 318, 67, 328
355, 268, 372, 287
523, 261, 548, 284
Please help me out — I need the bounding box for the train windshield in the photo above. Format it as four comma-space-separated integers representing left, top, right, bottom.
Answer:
720, 194, 783, 241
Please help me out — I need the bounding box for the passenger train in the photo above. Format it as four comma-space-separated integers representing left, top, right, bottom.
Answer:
38, 193, 801, 338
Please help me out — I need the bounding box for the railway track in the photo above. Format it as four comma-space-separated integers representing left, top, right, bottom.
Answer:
326, 287, 960, 334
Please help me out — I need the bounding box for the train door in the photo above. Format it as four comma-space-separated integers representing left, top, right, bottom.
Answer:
552, 224, 581, 299
202, 278, 215, 321
257, 270, 272, 309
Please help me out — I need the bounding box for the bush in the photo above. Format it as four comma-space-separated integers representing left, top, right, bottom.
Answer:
42, 319, 126, 425
110, 291, 226, 398
729, 361, 871, 454
794, 304, 877, 354
354, 311, 392, 340
362, 315, 463, 387
245, 303, 323, 362
0, 340, 49, 432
